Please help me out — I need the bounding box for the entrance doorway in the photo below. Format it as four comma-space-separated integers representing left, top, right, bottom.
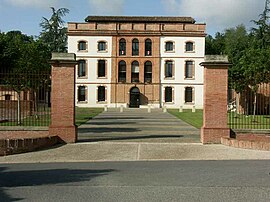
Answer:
130, 87, 140, 108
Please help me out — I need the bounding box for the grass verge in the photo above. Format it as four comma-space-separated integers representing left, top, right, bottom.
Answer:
75, 107, 103, 126
168, 109, 203, 129
0, 108, 103, 127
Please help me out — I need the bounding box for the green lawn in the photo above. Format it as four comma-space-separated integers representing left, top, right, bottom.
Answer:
168, 109, 203, 129
0, 107, 103, 127
228, 112, 270, 129
75, 107, 103, 126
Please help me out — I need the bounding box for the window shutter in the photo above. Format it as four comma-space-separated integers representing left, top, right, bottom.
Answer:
172, 87, 174, 103
192, 87, 195, 102
192, 61, 195, 78
172, 61, 175, 78
105, 86, 107, 102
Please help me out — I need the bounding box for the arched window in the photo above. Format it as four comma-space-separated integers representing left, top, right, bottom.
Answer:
132, 38, 139, 56
186, 41, 194, 52
131, 61, 139, 82
118, 60, 126, 82
165, 87, 172, 103
98, 41, 107, 51
78, 60, 86, 77
98, 86, 106, 102
165, 60, 174, 78
144, 61, 152, 83
145, 39, 152, 56
165, 41, 174, 52
78, 41, 87, 51
119, 38, 126, 55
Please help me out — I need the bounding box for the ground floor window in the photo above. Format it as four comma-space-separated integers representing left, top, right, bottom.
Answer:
98, 86, 106, 102
78, 86, 86, 102
185, 87, 193, 103
165, 87, 172, 102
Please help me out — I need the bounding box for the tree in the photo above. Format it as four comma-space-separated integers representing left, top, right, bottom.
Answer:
251, 0, 270, 49
2, 31, 50, 125
39, 7, 69, 52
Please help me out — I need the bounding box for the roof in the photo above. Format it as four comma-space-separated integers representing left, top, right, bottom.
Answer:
85, 16, 196, 24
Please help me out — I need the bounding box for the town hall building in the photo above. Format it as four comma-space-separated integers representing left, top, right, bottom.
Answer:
67, 16, 206, 108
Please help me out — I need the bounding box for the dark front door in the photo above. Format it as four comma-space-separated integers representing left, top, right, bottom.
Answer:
130, 87, 140, 108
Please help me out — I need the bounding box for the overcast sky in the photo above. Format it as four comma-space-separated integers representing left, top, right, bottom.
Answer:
0, 0, 266, 37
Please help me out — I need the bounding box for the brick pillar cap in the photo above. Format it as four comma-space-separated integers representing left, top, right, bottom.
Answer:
50, 53, 77, 64
200, 55, 231, 67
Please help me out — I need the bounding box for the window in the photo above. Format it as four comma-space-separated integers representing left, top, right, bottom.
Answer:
132, 38, 139, 56
185, 61, 194, 79
78, 86, 86, 102
118, 60, 126, 82
165, 41, 174, 52
165, 60, 173, 78
98, 60, 106, 78
5, 94, 11, 101
145, 39, 152, 56
78, 41, 87, 51
78, 60, 86, 77
131, 61, 139, 82
98, 86, 106, 102
185, 87, 193, 103
119, 38, 126, 55
165, 87, 172, 103
144, 61, 152, 83
186, 42, 194, 52
98, 41, 107, 51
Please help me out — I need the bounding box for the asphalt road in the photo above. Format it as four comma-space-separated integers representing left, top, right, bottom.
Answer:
1, 160, 270, 202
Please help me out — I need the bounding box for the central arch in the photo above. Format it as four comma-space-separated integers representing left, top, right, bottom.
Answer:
129, 87, 140, 108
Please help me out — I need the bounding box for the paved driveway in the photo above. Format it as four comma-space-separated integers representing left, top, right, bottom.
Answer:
78, 108, 200, 143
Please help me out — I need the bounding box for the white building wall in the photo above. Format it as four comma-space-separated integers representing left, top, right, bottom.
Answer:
68, 36, 113, 107
160, 36, 205, 109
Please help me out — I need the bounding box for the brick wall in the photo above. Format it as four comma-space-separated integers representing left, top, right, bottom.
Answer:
0, 134, 59, 156
200, 57, 231, 144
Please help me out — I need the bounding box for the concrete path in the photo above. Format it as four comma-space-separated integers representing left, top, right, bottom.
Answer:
1, 108, 270, 163
78, 108, 200, 143
0, 143, 270, 163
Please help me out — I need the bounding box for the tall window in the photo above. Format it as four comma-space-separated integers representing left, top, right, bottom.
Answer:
131, 61, 139, 82
118, 60, 126, 82
185, 87, 193, 103
78, 86, 86, 102
78, 41, 87, 51
98, 41, 107, 51
5, 94, 11, 101
186, 42, 194, 52
165, 41, 174, 52
78, 60, 86, 77
145, 39, 152, 56
119, 38, 126, 55
165, 60, 173, 78
98, 60, 106, 78
132, 38, 139, 56
144, 61, 152, 83
165, 87, 172, 103
185, 61, 194, 79
98, 86, 106, 102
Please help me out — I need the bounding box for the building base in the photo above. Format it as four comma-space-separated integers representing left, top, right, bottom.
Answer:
49, 125, 78, 143
201, 127, 230, 144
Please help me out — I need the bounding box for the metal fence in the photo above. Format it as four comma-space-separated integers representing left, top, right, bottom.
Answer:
228, 84, 270, 130
0, 70, 51, 127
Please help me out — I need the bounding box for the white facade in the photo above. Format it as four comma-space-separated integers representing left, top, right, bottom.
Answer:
160, 36, 205, 109
68, 33, 205, 109
68, 36, 113, 107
